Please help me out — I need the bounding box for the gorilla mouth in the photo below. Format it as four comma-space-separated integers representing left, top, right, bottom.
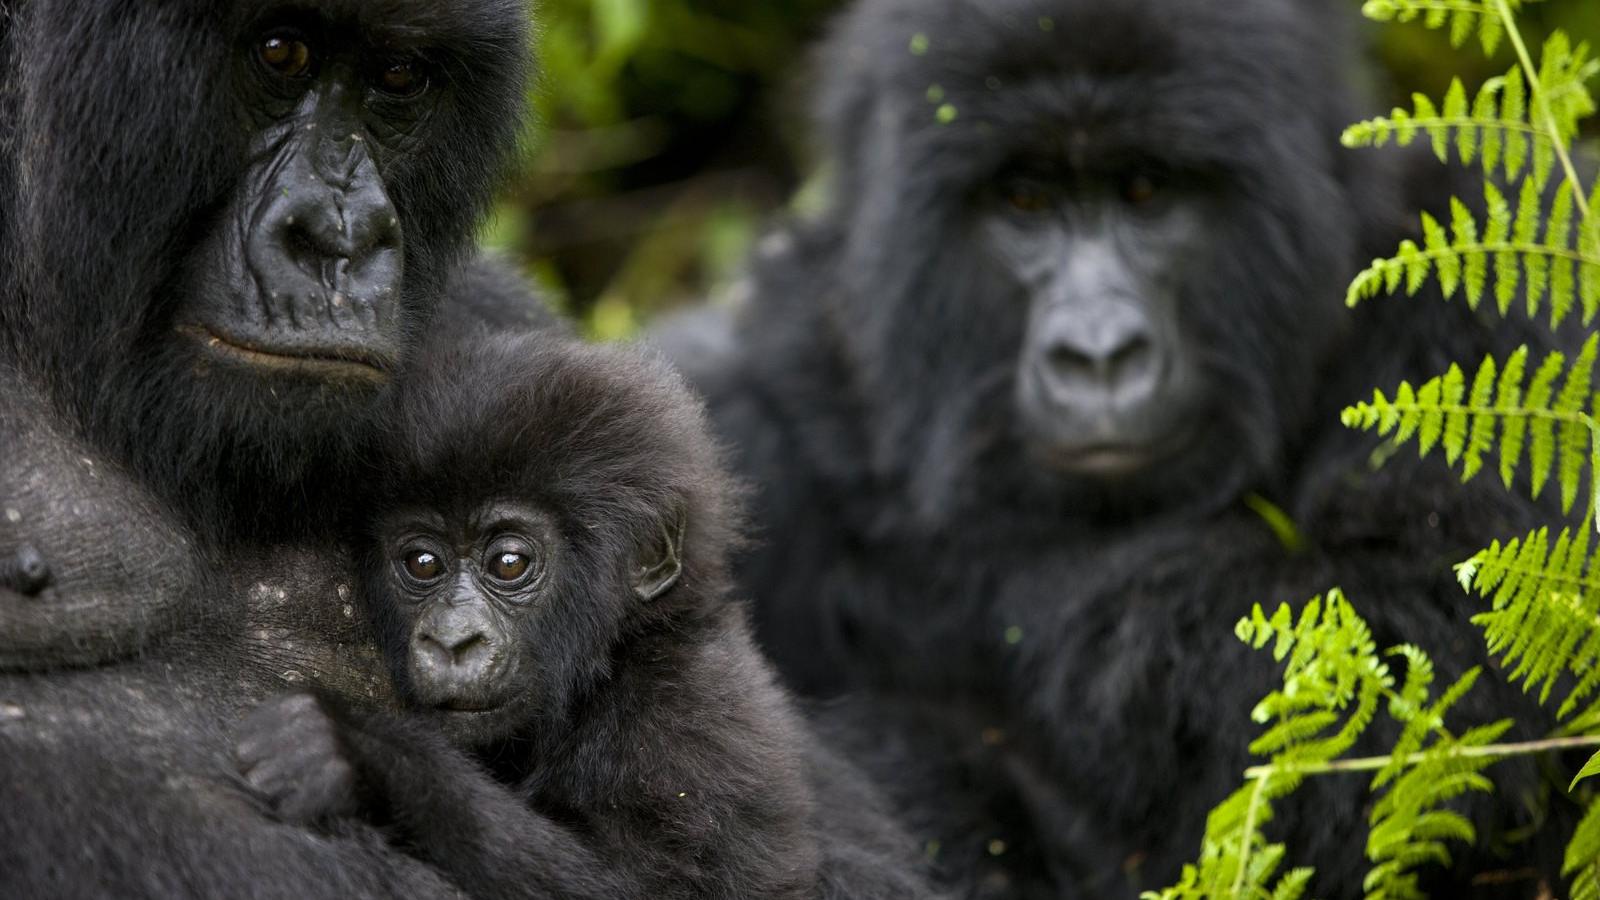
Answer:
434, 697, 502, 713
181, 324, 392, 383
1044, 444, 1159, 476
1034, 424, 1203, 478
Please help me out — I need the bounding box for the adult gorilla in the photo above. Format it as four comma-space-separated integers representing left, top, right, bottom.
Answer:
662, 0, 1569, 895
0, 1, 554, 894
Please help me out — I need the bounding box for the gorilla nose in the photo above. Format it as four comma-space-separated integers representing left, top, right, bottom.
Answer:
247, 136, 404, 337
1036, 303, 1161, 404
415, 626, 494, 674
411, 603, 503, 701
270, 184, 402, 295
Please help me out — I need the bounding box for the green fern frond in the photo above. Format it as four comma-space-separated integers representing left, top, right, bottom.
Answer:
1364, 675, 1511, 900
1360, 0, 1524, 56
1567, 798, 1600, 900
1534, 31, 1600, 162
1239, 593, 1392, 767
1459, 526, 1600, 719
1238, 594, 1506, 899
1341, 336, 1600, 510
1342, 69, 1559, 186
1147, 592, 1394, 900
1346, 181, 1600, 325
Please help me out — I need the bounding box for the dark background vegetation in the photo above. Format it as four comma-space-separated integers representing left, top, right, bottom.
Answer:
485, 0, 1600, 338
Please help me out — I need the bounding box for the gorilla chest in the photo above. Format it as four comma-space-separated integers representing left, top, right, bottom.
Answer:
228, 541, 396, 708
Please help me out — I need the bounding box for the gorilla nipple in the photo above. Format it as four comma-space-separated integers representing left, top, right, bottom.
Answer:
0, 545, 53, 597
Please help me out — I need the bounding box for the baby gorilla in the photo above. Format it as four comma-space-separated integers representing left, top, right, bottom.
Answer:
234, 333, 933, 900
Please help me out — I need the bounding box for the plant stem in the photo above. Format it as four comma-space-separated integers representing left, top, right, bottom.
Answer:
1494, 0, 1590, 218
1231, 773, 1270, 897
1242, 733, 1600, 779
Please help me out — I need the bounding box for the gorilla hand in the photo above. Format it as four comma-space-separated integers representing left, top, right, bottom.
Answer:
235, 694, 362, 826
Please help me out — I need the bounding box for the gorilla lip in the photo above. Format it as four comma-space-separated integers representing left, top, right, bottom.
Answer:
1037, 427, 1199, 477
1045, 445, 1156, 476
180, 324, 392, 383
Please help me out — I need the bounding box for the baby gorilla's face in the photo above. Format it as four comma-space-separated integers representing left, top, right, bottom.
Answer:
375, 502, 560, 745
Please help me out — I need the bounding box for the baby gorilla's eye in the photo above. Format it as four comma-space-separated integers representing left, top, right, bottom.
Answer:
403, 549, 444, 582
376, 61, 429, 99
257, 34, 314, 79
483, 535, 541, 587
488, 552, 530, 583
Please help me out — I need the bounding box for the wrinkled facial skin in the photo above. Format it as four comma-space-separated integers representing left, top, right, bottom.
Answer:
978, 164, 1210, 479
379, 503, 559, 746
1, 1, 528, 533
180, 18, 441, 384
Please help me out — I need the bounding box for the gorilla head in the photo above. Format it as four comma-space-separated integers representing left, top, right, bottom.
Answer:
806, 0, 1382, 520
0, 0, 529, 532
362, 335, 742, 746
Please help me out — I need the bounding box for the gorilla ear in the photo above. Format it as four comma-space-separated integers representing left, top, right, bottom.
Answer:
631, 507, 686, 601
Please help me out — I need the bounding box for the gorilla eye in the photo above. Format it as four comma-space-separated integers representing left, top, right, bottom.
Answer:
403, 549, 444, 582
257, 35, 314, 79
377, 61, 429, 99
1122, 173, 1160, 207
1006, 185, 1053, 214
483, 536, 541, 587
488, 552, 530, 583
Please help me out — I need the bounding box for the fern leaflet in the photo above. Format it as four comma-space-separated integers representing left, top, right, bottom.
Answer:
1342, 67, 1575, 188
1342, 336, 1600, 511
1151, 593, 1517, 898
1567, 799, 1600, 900
1458, 525, 1600, 721
1346, 181, 1600, 324
1359, 0, 1530, 56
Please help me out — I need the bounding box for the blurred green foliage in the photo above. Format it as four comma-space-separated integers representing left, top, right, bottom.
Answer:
482, 0, 838, 338
483, 0, 1598, 339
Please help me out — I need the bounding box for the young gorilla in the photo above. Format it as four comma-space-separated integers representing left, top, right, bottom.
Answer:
236, 333, 936, 900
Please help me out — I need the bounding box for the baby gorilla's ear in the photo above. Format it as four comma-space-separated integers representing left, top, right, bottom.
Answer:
631, 506, 686, 601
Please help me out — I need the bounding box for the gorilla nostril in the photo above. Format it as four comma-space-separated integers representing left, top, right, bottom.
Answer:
1047, 343, 1095, 376
1108, 335, 1156, 381
414, 633, 452, 670
445, 633, 490, 667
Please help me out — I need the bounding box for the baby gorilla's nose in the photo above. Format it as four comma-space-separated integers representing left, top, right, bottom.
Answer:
409, 605, 505, 707
416, 629, 490, 670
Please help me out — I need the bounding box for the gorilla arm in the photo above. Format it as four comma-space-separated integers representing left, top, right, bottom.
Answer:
234, 694, 626, 900
235, 627, 820, 900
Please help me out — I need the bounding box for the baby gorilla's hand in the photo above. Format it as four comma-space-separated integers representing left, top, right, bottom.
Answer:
235, 694, 361, 825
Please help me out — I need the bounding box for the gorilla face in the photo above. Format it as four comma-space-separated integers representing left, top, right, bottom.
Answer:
178, 19, 419, 385
362, 334, 737, 749
815, 0, 1368, 517
0, 0, 530, 528
371, 499, 685, 748
977, 158, 1209, 477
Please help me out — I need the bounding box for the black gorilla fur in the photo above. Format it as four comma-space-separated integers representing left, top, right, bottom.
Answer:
0, 1, 562, 895
661, 0, 1576, 895
233, 332, 938, 900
